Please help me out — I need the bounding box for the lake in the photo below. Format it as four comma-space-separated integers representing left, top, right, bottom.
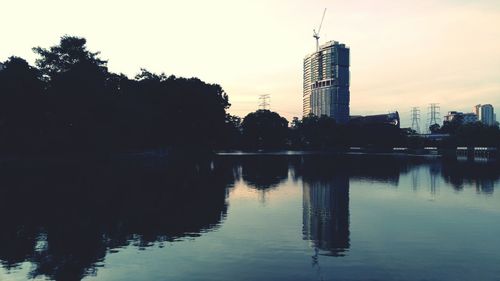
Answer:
0, 154, 499, 281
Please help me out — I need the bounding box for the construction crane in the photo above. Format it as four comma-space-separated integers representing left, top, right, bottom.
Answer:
313, 8, 327, 52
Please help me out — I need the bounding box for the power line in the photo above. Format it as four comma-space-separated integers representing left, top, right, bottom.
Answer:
427, 103, 441, 133
258, 94, 270, 110
410, 107, 421, 134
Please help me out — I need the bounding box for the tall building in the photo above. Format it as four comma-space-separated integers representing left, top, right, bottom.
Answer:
480, 104, 495, 126
473, 104, 496, 126
303, 41, 350, 123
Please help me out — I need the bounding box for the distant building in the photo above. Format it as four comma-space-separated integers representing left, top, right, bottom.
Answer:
473, 104, 481, 116
349, 112, 400, 128
444, 111, 477, 124
463, 113, 479, 124
473, 104, 496, 126
303, 41, 350, 123
480, 104, 495, 126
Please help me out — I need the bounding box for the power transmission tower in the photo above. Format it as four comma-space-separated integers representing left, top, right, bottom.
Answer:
427, 103, 440, 133
258, 94, 270, 110
410, 107, 421, 134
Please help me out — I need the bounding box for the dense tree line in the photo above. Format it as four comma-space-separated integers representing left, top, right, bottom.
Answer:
0, 36, 231, 154
1, 36, 498, 155
236, 111, 406, 150
426, 118, 500, 148
233, 110, 499, 150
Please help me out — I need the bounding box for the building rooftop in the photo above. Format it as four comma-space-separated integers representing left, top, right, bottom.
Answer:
304, 40, 350, 58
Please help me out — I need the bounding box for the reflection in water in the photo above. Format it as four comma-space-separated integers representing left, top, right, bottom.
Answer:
240, 156, 289, 190
0, 156, 235, 281
0, 154, 499, 281
429, 162, 441, 195
302, 176, 350, 256
441, 160, 500, 194
411, 167, 419, 191
476, 179, 495, 194
292, 156, 352, 257
239, 156, 289, 203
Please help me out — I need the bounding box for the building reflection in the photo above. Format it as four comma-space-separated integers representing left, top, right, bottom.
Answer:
429, 162, 441, 195
441, 160, 500, 194
302, 176, 350, 256
1, 154, 498, 280
476, 179, 495, 194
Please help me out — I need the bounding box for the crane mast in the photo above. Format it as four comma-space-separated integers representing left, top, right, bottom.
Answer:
313, 8, 327, 52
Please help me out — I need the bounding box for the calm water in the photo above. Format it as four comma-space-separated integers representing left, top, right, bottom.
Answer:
1, 154, 500, 281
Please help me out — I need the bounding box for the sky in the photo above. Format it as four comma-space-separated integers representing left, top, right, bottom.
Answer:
1, 0, 499, 127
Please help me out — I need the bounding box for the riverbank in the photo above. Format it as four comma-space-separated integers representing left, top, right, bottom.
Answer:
216, 147, 497, 160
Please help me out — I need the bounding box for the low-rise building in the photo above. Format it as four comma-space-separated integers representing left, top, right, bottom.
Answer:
349, 112, 400, 128
443, 111, 477, 124
473, 104, 481, 117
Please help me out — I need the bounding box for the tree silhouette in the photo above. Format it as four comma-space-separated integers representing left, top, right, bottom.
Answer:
33, 36, 107, 81
241, 110, 288, 149
0, 57, 46, 153
291, 114, 341, 149
0, 36, 234, 154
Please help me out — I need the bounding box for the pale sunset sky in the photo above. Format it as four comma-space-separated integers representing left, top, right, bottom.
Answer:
1, 0, 499, 127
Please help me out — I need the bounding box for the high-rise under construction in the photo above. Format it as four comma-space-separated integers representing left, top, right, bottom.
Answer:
303, 41, 350, 123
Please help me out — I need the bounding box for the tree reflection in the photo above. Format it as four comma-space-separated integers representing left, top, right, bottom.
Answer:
240, 155, 289, 190
0, 156, 235, 281
1, 154, 499, 280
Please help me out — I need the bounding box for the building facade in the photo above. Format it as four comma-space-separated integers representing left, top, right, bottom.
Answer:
349, 112, 400, 128
480, 104, 495, 126
444, 111, 478, 124
473, 104, 481, 117
303, 41, 350, 123
473, 104, 496, 126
